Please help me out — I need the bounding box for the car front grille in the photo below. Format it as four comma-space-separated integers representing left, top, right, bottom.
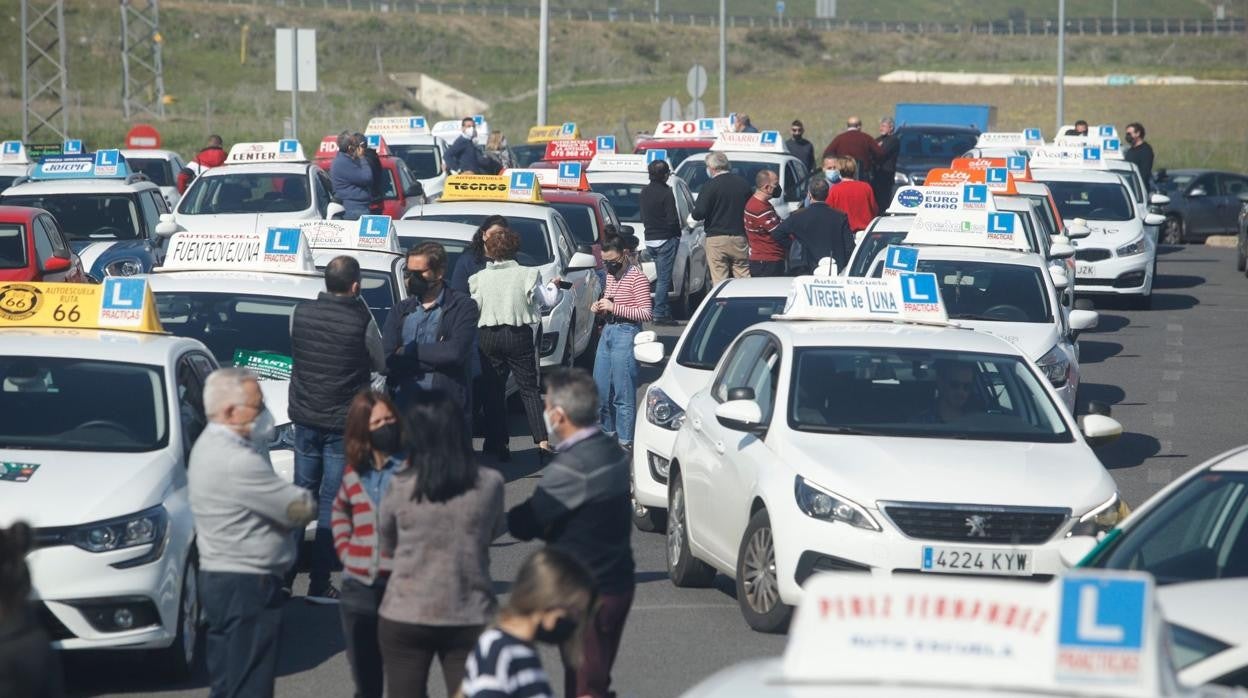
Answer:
881, 503, 1069, 545
1075, 248, 1112, 262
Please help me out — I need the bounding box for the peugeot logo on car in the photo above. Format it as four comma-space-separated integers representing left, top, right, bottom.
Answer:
965, 515, 990, 538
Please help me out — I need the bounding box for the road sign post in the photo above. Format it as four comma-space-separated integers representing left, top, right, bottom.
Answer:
276, 28, 316, 140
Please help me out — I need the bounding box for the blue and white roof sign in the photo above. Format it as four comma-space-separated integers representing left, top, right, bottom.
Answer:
32, 153, 131, 180
365, 134, 383, 150
162, 230, 318, 274
508, 170, 537, 200
225, 141, 309, 164
906, 211, 1026, 251
1083, 146, 1102, 161
297, 216, 399, 253
93, 149, 121, 176
1056, 574, 1149, 687
595, 135, 616, 154
557, 162, 583, 188
759, 130, 780, 146
887, 185, 995, 214
63, 139, 83, 155
881, 244, 919, 278
984, 168, 1009, 185
365, 116, 430, 136
1024, 127, 1044, 143
711, 130, 785, 153
645, 149, 668, 164
1097, 124, 1117, 138
962, 183, 990, 208
1, 141, 28, 164
98, 277, 148, 327
587, 154, 651, 172
780, 273, 947, 324
1006, 155, 1028, 172
561, 122, 578, 136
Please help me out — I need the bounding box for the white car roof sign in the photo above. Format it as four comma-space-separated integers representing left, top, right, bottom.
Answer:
31, 150, 132, 180
780, 571, 1167, 697
299, 216, 401, 254
1031, 146, 1109, 170
505, 163, 589, 191
1, 141, 30, 165
905, 210, 1026, 251
975, 132, 1028, 148
1024, 127, 1045, 144
778, 273, 948, 325
431, 117, 490, 142
365, 115, 429, 136
887, 185, 996, 214
710, 130, 785, 153
651, 120, 717, 140
587, 154, 649, 173
224, 140, 308, 165
161, 229, 319, 275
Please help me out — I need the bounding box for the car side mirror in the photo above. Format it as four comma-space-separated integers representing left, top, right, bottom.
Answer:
1068, 309, 1099, 332
1050, 269, 1070, 290
1143, 212, 1165, 226
155, 219, 178, 238
1058, 536, 1099, 568
715, 391, 765, 433
634, 332, 665, 365
565, 251, 596, 273
1065, 222, 1092, 240
1149, 193, 1170, 206
326, 202, 346, 220
1187, 187, 1207, 198
576, 243, 595, 255
41, 255, 72, 273
1048, 243, 1075, 261
1079, 413, 1123, 448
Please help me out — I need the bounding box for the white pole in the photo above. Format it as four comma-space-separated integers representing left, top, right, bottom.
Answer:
1056, 0, 1065, 134
718, 0, 726, 116
538, 0, 549, 125
1112, 0, 1118, 34
291, 29, 299, 140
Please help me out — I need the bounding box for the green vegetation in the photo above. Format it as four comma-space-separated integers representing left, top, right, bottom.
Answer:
0, 0, 1243, 171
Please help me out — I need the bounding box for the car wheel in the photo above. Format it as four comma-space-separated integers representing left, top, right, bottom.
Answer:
631, 467, 667, 533
1162, 215, 1185, 245
736, 509, 793, 633
667, 471, 716, 587
1236, 234, 1246, 271
156, 554, 201, 679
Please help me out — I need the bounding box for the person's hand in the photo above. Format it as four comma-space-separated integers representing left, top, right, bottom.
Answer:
549, 276, 563, 288
599, 297, 615, 313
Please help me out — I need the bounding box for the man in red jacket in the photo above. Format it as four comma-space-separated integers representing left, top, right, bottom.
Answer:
822, 117, 885, 184
176, 135, 227, 193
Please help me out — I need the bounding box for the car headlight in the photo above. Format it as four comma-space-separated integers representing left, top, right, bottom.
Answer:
1036, 345, 1070, 388
794, 476, 880, 531
67, 505, 168, 554
269, 423, 296, 451
1116, 237, 1148, 257
1070, 492, 1130, 537
645, 385, 686, 431
894, 172, 911, 185
104, 258, 144, 276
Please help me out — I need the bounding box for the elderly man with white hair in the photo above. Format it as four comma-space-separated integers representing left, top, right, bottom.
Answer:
690, 151, 753, 285
189, 367, 316, 698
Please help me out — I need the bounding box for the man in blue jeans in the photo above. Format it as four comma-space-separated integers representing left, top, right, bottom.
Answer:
638, 158, 683, 325
288, 256, 386, 600
592, 236, 653, 448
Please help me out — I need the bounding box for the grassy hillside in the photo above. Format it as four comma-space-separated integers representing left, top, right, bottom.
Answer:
0, 0, 1244, 171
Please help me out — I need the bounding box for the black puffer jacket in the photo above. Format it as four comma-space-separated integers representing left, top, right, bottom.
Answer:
289, 292, 374, 432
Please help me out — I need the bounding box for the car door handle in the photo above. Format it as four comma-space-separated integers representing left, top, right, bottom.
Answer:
691, 416, 703, 432
714, 440, 725, 455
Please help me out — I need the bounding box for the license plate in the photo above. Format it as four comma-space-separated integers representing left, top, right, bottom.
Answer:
1076, 264, 1095, 278
921, 546, 1034, 576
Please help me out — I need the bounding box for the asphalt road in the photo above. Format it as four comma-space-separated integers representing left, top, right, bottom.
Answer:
68, 243, 1248, 698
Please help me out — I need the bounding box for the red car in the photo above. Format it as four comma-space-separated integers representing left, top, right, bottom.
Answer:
0, 205, 88, 282
314, 135, 424, 218
633, 137, 716, 170
542, 189, 623, 266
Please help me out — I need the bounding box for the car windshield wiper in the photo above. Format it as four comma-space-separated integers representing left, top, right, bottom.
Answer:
948, 312, 1004, 322
803, 425, 892, 437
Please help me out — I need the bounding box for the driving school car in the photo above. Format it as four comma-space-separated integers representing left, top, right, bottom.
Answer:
666, 274, 1125, 632
633, 118, 727, 172
0, 140, 34, 192
364, 116, 450, 202
314, 134, 424, 218
674, 130, 810, 218
515, 122, 581, 168
0, 278, 216, 678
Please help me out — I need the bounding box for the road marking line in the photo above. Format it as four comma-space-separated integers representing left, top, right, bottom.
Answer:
1166, 323, 1183, 332
1163, 352, 1183, 363
1147, 467, 1174, 484
1157, 390, 1177, 403
1154, 413, 1175, 427
1163, 370, 1183, 381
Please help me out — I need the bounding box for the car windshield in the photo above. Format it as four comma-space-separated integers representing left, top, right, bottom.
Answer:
898, 131, 980, 167
389, 145, 441, 180
1169, 624, 1231, 671
1086, 471, 1248, 584
676, 158, 778, 196
2, 193, 141, 241
789, 348, 1070, 442
848, 230, 907, 277
1155, 172, 1196, 194
677, 296, 788, 370
0, 356, 167, 452
873, 259, 1051, 323
1040, 180, 1135, 222
0, 224, 26, 269
420, 214, 553, 265
0, 175, 18, 193
549, 202, 598, 245
589, 182, 645, 222
398, 236, 470, 275
155, 292, 299, 366
126, 158, 174, 187
178, 172, 310, 215
511, 144, 547, 168
1023, 194, 1060, 237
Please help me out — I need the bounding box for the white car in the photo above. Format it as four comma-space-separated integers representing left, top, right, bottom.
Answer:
666, 274, 1125, 632
630, 277, 794, 531
0, 140, 34, 191
402, 179, 599, 370
300, 216, 409, 328
0, 279, 214, 677
121, 148, 187, 211
586, 154, 711, 317
673, 130, 811, 217
365, 115, 450, 202
1160, 580, 1248, 690
172, 140, 333, 236
1033, 168, 1157, 307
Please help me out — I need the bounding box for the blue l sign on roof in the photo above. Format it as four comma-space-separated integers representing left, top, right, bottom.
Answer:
760, 131, 780, 146
359, 215, 390, 239
964, 184, 989, 204
1059, 577, 1145, 650
266, 227, 301, 255
366, 134, 382, 149
279, 139, 298, 154
899, 272, 938, 305
559, 162, 581, 179
1006, 155, 1027, 171
1083, 147, 1102, 161
1024, 128, 1042, 141
985, 168, 1008, 185
596, 135, 616, 153
94, 149, 119, 167
3, 142, 20, 156
988, 212, 1016, 234
884, 245, 918, 273
646, 149, 668, 164
409, 117, 426, 129
102, 278, 145, 310
63, 139, 83, 155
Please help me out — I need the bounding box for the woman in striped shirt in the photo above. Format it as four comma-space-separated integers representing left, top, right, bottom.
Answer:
463, 548, 596, 698
331, 391, 404, 698
591, 234, 653, 450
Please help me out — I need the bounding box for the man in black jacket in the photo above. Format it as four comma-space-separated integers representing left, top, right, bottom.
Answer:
1124, 122, 1155, 191
288, 255, 386, 600
872, 117, 900, 213
382, 242, 479, 423
508, 368, 634, 698
772, 178, 855, 274
784, 119, 815, 172
639, 158, 682, 325
692, 151, 753, 285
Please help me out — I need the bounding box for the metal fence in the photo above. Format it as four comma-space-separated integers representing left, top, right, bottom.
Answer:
203, 0, 1246, 36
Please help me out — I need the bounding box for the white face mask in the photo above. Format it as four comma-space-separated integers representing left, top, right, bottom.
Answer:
248, 409, 276, 452
463, 127, 476, 139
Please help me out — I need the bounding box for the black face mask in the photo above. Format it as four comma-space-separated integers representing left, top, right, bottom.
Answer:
605, 260, 624, 275
369, 423, 401, 454
407, 272, 430, 297
534, 615, 578, 645
770, 185, 783, 200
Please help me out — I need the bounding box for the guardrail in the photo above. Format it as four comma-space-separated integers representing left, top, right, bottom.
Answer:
206, 0, 1246, 37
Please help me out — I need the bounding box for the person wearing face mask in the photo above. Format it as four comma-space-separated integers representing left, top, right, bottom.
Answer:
287, 256, 387, 602
446, 116, 487, 175
189, 368, 317, 698
463, 547, 596, 698
331, 391, 405, 698
508, 369, 635, 698
824, 156, 879, 233
589, 235, 652, 451
383, 242, 480, 428
745, 169, 786, 277
1123, 122, 1154, 191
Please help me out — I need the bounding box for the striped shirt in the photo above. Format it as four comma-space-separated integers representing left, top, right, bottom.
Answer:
462, 628, 553, 698
603, 263, 652, 323
330, 460, 399, 585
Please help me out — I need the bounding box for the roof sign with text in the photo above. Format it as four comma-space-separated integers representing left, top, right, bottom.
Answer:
1, 141, 30, 165
651, 120, 719, 140
928, 168, 1018, 195
587, 154, 649, 173
542, 139, 597, 162
299, 216, 400, 254
778, 273, 948, 325
440, 173, 544, 203
711, 130, 784, 153
887, 185, 997, 215
905, 210, 1026, 251
505, 163, 590, 191
224, 140, 308, 165
1031, 146, 1110, 170
975, 132, 1029, 148
160, 229, 318, 275
365, 115, 429, 137
31, 150, 132, 181
527, 123, 580, 143
0, 278, 164, 333
779, 572, 1165, 697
